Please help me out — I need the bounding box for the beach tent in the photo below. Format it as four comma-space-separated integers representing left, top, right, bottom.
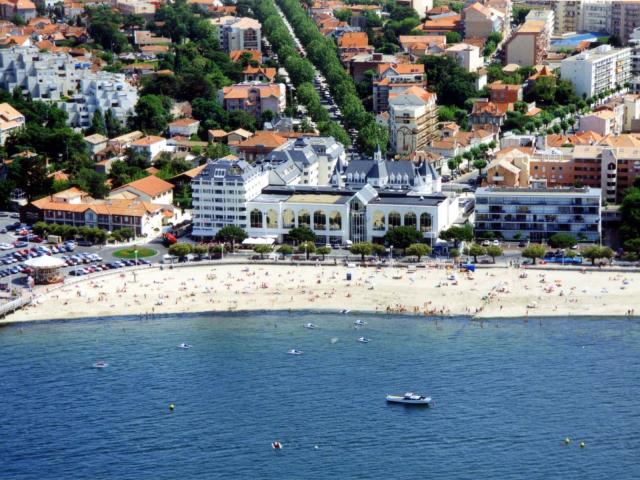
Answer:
242, 237, 276, 246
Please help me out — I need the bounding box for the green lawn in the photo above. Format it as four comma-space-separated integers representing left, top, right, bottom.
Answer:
112, 247, 157, 259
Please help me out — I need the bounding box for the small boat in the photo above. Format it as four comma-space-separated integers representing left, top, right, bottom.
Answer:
304, 323, 317, 329
287, 349, 304, 355
341, 309, 351, 314
357, 336, 370, 343
354, 320, 367, 326
93, 361, 109, 369
386, 392, 432, 405
272, 441, 282, 450
177, 343, 192, 349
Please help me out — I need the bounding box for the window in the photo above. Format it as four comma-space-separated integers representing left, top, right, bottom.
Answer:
404, 212, 417, 228
298, 209, 310, 228
313, 210, 326, 230
420, 213, 432, 232
250, 209, 262, 228
283, 209, 295, 228
266, 209, 278, 229
372, 211, 385, 231
329, 211, 342, 230
388, 211, 401, 228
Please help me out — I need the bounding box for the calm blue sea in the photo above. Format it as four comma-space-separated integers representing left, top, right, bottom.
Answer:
1, 313, 639, 479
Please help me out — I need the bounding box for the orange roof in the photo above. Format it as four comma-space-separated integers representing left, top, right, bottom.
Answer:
170, 164, 206, 180
243, 66, 277, 80
338, 31, 370, 49
32, 196, 163, 217
112, 175, 174, 197
222, 84, 283, 100
546, 131, 603, 147
131, 135, 166, 147
489, 81, 521, 92
208, 129, 228, 138
422, 14, 461, 30
169, 118, 199, 127
472, 100, 511, 116
377, 63, 425, 75
229, 49, 261, 63
237, 131, 288, 149
517, 20, 545, 34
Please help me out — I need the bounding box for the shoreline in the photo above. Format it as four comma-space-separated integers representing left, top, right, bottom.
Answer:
3, 307, 639, 329
3, 262, 639, 325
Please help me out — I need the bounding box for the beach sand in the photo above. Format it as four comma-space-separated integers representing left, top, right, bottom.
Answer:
4, 263, 639, 324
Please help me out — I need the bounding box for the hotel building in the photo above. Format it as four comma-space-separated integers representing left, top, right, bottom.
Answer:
475, 186, 601, 242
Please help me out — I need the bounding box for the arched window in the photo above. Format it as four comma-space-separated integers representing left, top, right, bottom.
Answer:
266, 209, 278, 229
404, 212, 417, 229
250, 209, 262, 228
390, 173, 395, 183
313, 210, 326, 230
372, 211, 385, 231
283, 209, 295, 228
388, 211, 401, 228
298, 209, 310, 228
329, 211, 342, 230
420, 213, 432, 232
347, 173, 353, 181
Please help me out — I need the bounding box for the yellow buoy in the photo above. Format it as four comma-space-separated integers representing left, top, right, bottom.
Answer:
169, 403, 175, 411
564, 437, 571, 445
580, 441, 585, 448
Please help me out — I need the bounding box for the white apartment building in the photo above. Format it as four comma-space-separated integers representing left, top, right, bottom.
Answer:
387, 87, 438, 156
445, 43, 483, 73
210, 16, 261, 53
475, 186, 601, 242
396, 0, 433, 17
191, 158, 270, 237
0, 47, 137, 129
60, 72, 138, 129
525, 9, 554, 39
560, 45, 631, 98
0, 102, 24, 145
580, 0, 611, 34
262, 136, 346, 187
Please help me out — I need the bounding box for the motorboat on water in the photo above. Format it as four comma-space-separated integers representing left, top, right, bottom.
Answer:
177, 343, 192, 349
354, 320, 367, 326
272, 441, 282, 450
304, 323, 317, 329
357, 337, 370, 343
287, 349, 304, 355
386, 392, 432, 405
93, 361, 109, 369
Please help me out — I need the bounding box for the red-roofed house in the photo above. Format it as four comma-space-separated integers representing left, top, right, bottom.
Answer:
220, 82, 286, 120
110, 175, 174, 205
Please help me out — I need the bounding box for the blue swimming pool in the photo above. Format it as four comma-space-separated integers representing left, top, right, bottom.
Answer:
552, 33, 602, 47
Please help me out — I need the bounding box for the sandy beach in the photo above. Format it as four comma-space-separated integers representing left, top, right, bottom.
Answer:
3, 262, 639, 324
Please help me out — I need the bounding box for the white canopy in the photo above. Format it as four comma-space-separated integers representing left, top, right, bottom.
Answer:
242, 237, 275, 246
24, 255, 66, 269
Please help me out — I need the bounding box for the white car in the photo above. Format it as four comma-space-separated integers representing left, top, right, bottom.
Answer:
482, 240, 490, 247
492, 240, 500, 246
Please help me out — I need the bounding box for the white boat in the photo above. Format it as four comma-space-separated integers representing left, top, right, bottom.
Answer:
272, 441, 282, 450
386, 392, 432, 405
354, 320, 367, 326
287, 349, 304, 355
177, 343, 192, 349
357, 337, 370, 343
93, 361, 109, 369
304, 323, 317, 329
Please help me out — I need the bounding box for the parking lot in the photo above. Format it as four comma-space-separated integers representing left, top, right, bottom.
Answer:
0, 214, 167, 289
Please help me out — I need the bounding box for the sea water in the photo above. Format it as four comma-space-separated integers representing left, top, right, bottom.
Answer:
1, 313, 639, 479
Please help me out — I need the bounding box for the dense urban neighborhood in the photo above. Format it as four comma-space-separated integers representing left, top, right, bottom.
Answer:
1, 0, 640, 292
